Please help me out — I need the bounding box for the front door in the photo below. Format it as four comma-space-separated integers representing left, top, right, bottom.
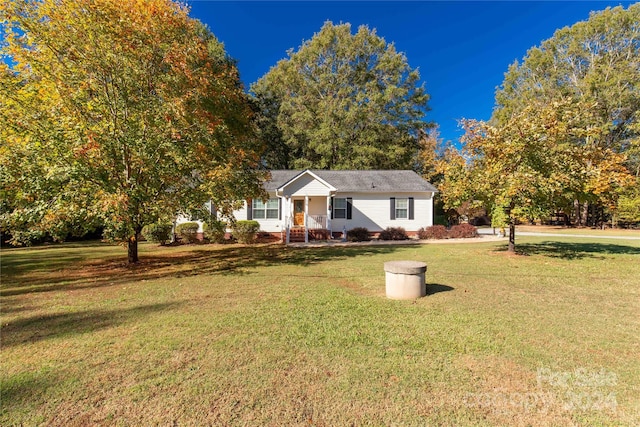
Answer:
294, 200, 305, 226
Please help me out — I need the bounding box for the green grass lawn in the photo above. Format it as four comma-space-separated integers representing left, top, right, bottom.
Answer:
515, 225, 640, 238
2, 237, 639, 426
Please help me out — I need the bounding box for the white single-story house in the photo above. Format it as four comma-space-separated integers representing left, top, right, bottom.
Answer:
179, 169, 438, 243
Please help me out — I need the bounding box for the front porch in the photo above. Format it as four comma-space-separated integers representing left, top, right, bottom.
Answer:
276, 169, 338, 244
284, 200, 334, 243
282, 197, 335, 243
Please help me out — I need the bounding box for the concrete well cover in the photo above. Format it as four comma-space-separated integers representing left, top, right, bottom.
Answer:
383, 260, 427, 275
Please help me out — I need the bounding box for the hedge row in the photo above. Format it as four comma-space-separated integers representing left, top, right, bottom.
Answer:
346, 226, 410, 241
417, 224, 478, 240
143, 220, 263, 245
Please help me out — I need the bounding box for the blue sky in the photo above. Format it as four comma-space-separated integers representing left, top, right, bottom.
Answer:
187, 1, 636, 144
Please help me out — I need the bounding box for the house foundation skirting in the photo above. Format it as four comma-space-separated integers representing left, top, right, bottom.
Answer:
287, 228, 332, 243
194, 230, 425, 243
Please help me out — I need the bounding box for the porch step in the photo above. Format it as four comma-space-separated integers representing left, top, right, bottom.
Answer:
288, 228, 332, 243
289, 228, 306, 242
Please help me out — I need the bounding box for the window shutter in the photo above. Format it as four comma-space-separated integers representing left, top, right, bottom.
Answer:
278, 198, 282, 220
390, 197, 396, 220
347, 197, 353, 220
409, 197, 414, 220
330, 197, 334, 220
247, 199, 252, 220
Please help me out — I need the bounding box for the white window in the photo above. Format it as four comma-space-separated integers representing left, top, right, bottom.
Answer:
334, 198, 347, 219
395, 198, 408, 219
252, 198, 279, 219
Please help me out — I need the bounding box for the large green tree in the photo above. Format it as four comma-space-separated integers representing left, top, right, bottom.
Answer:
0, 0, 265, 262
251, 21, 432, 170
441, 99, 632, 252
493, 4, 640, 224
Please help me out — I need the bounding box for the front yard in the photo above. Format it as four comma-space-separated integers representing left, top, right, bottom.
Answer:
1, 237, 639, 425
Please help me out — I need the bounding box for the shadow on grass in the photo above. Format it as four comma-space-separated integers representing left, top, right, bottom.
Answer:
0, 303, 34, 315
1, 244, 402, 297
1, 241, 118, 274
426, 283, 454, 295
497, 241, 640, 259
0, 302, 182, 348
0, 370, 61, 411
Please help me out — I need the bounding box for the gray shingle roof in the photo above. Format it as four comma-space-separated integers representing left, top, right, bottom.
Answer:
264, 170, 438, 193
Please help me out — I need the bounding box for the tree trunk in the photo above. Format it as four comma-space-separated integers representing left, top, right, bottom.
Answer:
508, 221, 516, 253
128, 231, 140, 264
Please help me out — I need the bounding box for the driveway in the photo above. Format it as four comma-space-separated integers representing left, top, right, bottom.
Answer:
477, 227, 640, 241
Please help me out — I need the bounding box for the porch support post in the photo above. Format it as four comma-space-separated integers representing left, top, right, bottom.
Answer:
289, 197, 294, 222
326, 195, 332, 239
284, 196, 290, 244
304, 195, 309, 243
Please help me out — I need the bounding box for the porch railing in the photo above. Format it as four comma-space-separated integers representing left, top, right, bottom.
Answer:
308, 214, 327, 230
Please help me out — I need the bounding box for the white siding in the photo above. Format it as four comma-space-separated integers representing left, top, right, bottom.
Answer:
235, 201, 249, 221
283, 173, 332, 196
176, 189, 434, 236
231, 193, 283, 233
251, 219, 282, 233
331, 192, 434, 233
307, 197, 328, 216
175, 197, 283, 234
